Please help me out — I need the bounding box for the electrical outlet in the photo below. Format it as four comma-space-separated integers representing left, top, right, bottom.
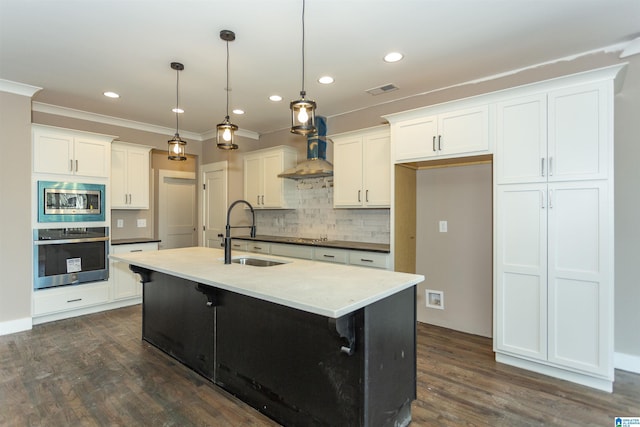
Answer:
439, 220, 448, 233
137, 218, 147, 228
426, 290, 444, 309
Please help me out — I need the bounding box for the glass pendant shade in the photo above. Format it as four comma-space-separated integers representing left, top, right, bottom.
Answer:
168, 134, 186, 161
216, 116, 239, 150
290, 92, 316, 135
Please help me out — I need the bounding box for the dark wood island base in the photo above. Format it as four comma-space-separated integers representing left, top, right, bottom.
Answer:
133, 266, 417, 427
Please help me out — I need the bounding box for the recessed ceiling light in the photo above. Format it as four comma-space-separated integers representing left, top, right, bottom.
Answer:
318, 76, 334, 84
172, 107, 184, 114
232, 109, 245, 115
103, 91, 120, 98
383, 52, 404, 63
269, 95, 283, 102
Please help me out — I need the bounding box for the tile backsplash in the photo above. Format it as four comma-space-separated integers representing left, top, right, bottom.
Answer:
255, 177, 390, 244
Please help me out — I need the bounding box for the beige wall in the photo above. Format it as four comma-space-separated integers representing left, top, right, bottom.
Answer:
415, 164, 493, 337
0, 91, 33, 326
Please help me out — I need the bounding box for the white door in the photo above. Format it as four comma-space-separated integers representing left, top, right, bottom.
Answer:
202, 161, 227, 248
158, 170, 197, 249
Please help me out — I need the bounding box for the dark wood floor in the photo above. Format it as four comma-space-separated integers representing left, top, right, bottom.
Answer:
1, 305, 638, 426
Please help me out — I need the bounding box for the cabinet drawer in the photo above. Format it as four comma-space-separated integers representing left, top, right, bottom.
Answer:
314, 247, 348, 264
34, 282, 110, 315
246, 242, 270, 254
230, 240, 248, 251
349, 251, 389, 269
270, 243, 313, 260
112, 242, 159, 254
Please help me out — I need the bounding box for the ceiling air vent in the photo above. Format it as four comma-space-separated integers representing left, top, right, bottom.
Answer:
366, 83, 399, 96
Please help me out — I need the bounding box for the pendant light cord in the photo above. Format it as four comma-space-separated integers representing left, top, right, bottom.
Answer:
175, 67, 180, 134
226, 39, 230, 118
301, 0, 306, 95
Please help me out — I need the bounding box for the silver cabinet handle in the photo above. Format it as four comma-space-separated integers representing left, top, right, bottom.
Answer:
438, 135, 442, 151
261, 195, 264, 205
257, 195, 260, 205
432, 136, 436, 152
541, 190, 545, 209
365, 189, 369, 203
358, 190, 361, 202
549, 190, 553, 208
323, 254, 335, 259
541, 158, 545, 177
549, 157, 553, 176
360, 258, 374, 263
130, 249, 143, 252
69, 159, 74, 172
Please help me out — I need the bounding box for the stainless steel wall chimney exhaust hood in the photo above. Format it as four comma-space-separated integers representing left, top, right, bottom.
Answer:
279, 116, 333, 180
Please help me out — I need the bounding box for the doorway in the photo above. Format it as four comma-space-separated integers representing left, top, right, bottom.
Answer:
201, 161, 228, 248
158, 170, 197, 249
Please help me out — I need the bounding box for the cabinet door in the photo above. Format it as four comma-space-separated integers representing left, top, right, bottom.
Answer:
393, 115, 438, 162
111, 145, 128, 208
112, 242, 158, 300
261, 151, 284, 208
496, 94, 547, 184
334, 136, 364, 207
438, 105, 489, 156
495, 184, 547, 360
33, 131, 74, 175
244, 154, 262, 207
548, 82, 609, 181
125, 148, 150, 209
74, 136, 110, 177
547, 181, 611, 377
362, 132, 390, 207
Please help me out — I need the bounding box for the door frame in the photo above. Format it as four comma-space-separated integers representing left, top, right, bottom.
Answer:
199, 161, 228, 247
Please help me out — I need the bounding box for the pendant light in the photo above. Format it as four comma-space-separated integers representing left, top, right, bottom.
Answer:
217, 30, 239, 150
168, 62, 187, 161
290, 0, 316, 135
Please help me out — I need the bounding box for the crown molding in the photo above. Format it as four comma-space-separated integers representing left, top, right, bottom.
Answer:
31, 102, 259, 141
0, 79, 42, 97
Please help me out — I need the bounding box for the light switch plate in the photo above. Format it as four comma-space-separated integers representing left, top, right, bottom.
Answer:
137, 218, 147, 228
116, 219, 124, 228
439, 220, 447, 233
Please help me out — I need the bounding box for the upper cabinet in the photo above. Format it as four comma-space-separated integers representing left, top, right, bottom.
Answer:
244, 146, 297, 209
111, 142, 152, 209
333, 126, 390, 208
33, 125, 114, 178
388, 104, 489, 163
495, 82, 609, 185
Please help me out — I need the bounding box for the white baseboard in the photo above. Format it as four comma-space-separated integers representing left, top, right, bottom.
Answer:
615, 352, 640, 374
0, 317, 32, 336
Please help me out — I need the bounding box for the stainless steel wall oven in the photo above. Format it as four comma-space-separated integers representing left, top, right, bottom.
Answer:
34, 227, 109, 290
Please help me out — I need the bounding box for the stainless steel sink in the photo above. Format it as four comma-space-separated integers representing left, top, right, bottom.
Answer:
231, 257, 285, 267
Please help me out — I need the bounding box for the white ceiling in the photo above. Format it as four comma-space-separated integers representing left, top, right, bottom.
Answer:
1, 0, 639, 138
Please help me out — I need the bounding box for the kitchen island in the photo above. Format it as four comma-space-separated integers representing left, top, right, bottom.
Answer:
110, 247, 424, 427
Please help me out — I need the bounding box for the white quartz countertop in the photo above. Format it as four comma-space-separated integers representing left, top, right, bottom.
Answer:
110, 247, 424, 318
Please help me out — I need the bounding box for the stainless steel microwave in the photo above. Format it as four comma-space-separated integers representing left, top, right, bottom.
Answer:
37, 181, 105, 223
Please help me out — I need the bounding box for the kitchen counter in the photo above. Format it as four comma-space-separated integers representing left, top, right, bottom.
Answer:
111, 238, 161, 245
110, 245, 421, 426
110, 246, 422, 318
233, 234, 390, 253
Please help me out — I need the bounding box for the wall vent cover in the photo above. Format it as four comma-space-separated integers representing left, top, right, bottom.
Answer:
366, 83, 399, 96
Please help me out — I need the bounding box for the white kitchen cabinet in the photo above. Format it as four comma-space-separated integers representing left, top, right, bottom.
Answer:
111, 242, 159, 300
389, 104, 489, 162
244, 146, 297, 209
270, 243, 313, 260
33, 125, 113, 178
494, 73, 617, 391
111, 142, 152, 209
33, 281, 110, 316
313, 247, 348, 264
333, 126, 390, 208
348, 250, 390, 269
496, 83, 609, 185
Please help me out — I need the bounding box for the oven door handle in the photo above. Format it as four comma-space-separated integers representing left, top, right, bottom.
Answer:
34, 236, 109, 245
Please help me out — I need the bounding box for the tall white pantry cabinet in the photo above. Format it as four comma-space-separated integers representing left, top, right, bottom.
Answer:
494, 69, 620, 392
